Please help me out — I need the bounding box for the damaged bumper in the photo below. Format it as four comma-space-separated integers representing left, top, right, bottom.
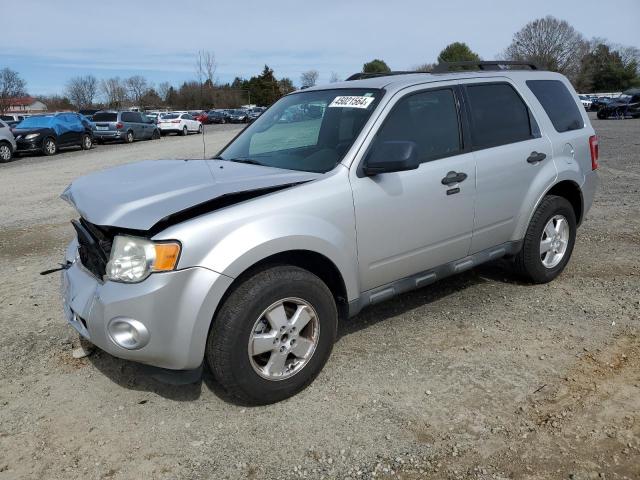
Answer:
61, 239, 233, 370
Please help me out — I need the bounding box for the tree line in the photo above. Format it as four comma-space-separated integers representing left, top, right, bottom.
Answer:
1, 16, 638, 114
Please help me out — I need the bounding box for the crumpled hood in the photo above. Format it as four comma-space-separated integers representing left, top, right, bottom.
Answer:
62, 159, 321, 230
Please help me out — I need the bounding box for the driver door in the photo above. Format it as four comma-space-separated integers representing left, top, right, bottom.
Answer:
350, 86, 477, 292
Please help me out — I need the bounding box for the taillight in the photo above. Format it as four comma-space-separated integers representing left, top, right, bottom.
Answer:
171, 120, 180, 124
115, 122, 124, 129
589, 135, 599, 170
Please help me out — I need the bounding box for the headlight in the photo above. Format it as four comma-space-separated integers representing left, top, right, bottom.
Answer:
106, 236, 181, 283
25, 133, 40, 140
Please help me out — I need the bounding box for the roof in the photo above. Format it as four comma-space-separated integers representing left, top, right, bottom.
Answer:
302, 69, 565, 96
7, 97, 38, 106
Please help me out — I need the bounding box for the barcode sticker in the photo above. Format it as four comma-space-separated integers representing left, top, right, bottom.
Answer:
328, 96, 375, 109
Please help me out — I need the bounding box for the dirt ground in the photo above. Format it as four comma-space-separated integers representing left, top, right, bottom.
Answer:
0, 116, 638, 480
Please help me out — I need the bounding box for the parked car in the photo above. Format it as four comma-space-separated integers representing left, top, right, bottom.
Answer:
60, 62, 598, 404
206, 110, 227, 124
92, 111, 161, 143
247, 108, 264, 123
226, 108, 250, 123
192, 111, 210, 124
0, 119, 17, 162
79, 109, 100, 121
13, 112, 93, 156
157, 112, 203, 135
596, 89, 640, 119
1, 114, 26, 128
590, 97, 612, 111
578, 95, 592, 110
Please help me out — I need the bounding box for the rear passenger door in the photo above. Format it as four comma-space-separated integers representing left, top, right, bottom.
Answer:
351, 86, 477, 291
462, 81, 555, 254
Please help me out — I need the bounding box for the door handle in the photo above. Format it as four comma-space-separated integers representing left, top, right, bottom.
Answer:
527, 151, 547, 164
441, 171, 468, 185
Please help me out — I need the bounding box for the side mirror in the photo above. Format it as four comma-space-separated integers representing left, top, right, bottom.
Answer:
363, 141, 419, 176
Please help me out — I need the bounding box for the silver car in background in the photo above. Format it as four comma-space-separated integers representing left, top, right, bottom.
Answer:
60, 61, 599, 404
0, 119, 17, 162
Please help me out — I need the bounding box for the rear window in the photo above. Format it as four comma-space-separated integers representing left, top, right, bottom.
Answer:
526, 80, 584, 133
163, 114, 179, 119
92, 112, 118, 122
465, 83, 535, 149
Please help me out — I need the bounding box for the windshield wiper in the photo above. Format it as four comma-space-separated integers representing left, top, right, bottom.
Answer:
226, 157, 264, 166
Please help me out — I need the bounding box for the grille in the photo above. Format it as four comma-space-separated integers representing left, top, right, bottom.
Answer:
72, 219, 113, 279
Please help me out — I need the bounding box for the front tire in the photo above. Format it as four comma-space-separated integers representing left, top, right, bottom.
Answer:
42, 137, 57, 156
206, 265, 338, 405
0, 142, 12, 162
513, 195, 576, 283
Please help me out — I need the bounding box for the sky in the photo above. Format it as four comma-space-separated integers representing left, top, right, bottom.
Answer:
2, 0, 639, 97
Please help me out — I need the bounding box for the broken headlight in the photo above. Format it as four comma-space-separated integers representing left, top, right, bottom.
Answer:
106, 236, 181, 283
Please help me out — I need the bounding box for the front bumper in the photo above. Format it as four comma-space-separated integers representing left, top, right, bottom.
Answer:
61, 240, 233, 370
15, 138, 43, 152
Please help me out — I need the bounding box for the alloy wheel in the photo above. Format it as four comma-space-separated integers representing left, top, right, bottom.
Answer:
248, 298, 320, 381
0, 145, 11, 161
540, 214, 570, 268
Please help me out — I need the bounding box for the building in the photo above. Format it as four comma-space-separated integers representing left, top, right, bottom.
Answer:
6, 97, 48, 114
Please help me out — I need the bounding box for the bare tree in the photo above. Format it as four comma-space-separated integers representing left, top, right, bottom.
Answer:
300, 69, 319, 88
196, 50, 217, 85
615, 44, 640, 72
157, 81, 171, 103
100, 77, 128, 108
329, 72, 341, 83
65, 75, 98, 108
0, 67, 27, 114
125, 75, 148, 107
504, 16, 588, 80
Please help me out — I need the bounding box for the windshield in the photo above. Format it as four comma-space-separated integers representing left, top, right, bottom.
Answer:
16, 116, 54, 128
217, 88, 383, 173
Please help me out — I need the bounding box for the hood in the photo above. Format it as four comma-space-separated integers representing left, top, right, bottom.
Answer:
12, 127, 53, 138
62, 159, 321, 231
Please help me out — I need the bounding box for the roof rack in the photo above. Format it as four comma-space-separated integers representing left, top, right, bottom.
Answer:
431, 61, 541, 73
345, 71, 417, 81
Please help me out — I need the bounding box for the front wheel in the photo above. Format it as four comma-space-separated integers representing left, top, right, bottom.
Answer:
0, 142, 12, 162
597, 109, 608, 120
513, 195, 576, 283
42, 137, 57, 156
206, 265, 338, 405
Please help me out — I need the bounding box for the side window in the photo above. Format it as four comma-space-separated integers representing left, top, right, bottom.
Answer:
374, 88, 462, 162
183, 114, 192, 120
121, 112, 135, 122
526, 80, 584, 133
465, 83, 535, 149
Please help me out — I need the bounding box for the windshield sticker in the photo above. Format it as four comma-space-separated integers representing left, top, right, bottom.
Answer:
328, 96, 375, 109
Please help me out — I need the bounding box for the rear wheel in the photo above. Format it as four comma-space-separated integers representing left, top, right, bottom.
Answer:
206, 265, 338, 405
0, 142, 12, 162
42, 137, 57, 156
151, 129, 161, 140
181, 126, 188, 136
597, 109, 608, 120
198, 124, 203, 134
81, 134, 92, 150
125, 131, 134, 143
513, 195, 576, 283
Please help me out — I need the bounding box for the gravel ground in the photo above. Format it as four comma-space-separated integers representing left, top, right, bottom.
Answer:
0, 116, 638, 480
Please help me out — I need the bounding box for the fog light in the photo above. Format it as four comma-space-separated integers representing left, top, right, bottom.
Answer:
107, 317, 149, 350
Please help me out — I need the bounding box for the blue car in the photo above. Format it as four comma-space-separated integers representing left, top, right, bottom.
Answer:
13, 112, 94, 156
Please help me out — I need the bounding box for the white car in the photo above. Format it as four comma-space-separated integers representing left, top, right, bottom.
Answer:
579, 95, 593, 110
157, 112, 203, 136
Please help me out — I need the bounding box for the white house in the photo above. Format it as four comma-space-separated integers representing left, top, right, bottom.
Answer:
6, 97, 48, 114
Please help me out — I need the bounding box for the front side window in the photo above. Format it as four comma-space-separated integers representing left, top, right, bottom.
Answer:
526, 80, 584, 133
373, 88, 462, 163
218, 88, 382, 173
466, 83, 535, 149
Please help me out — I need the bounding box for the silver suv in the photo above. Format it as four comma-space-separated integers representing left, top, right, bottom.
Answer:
0, 119, 17, 162
60, 62, 599, 404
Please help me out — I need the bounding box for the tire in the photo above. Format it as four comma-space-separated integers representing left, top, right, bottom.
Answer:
42, 137, 57, 156
125, 131, 134, 143
206, 265, 338, 405
513, 195, 577, 284
152, 129, 161, 140
81, 134, 92, 150
181, 126, 188, 136
198, 124, 203, 134
597, 109, 608, 120
0, 142, 12, 162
